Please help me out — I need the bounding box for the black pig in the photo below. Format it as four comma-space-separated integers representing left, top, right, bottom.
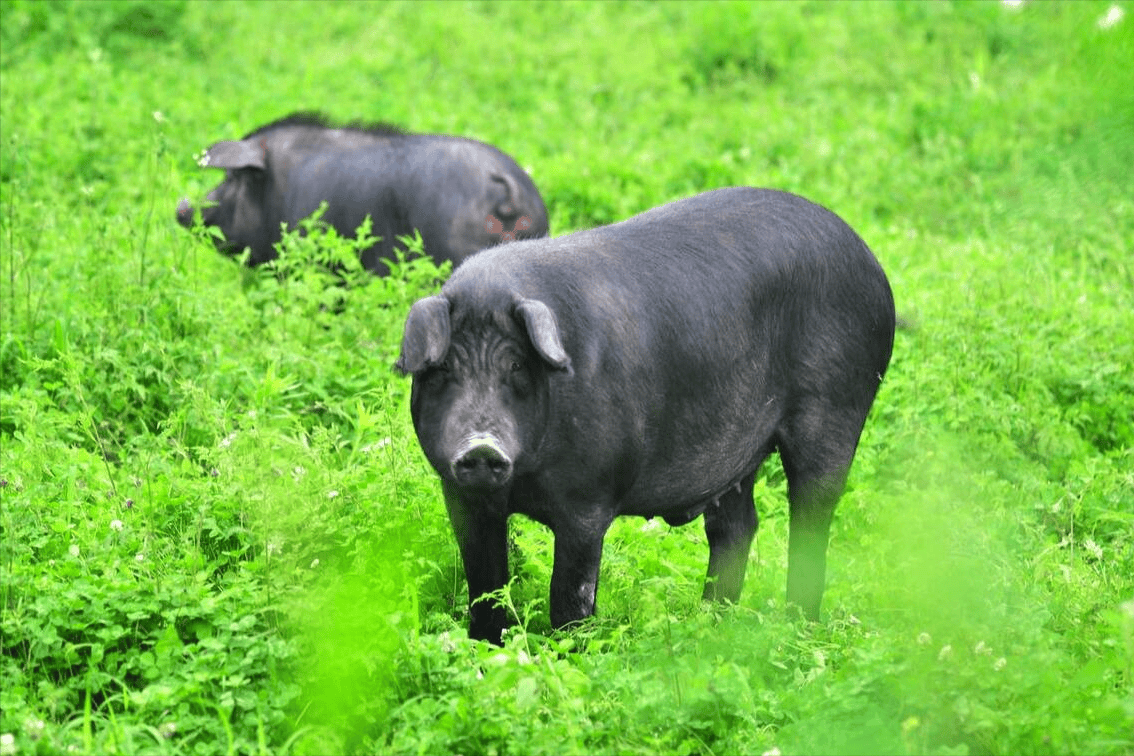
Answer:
397, 187, 895, 643
176, 112, 548, 273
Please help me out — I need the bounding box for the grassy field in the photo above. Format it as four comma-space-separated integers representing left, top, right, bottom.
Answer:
2, 1, 1132, 754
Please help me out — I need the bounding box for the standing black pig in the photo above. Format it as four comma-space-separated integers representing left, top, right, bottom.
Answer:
397, 187, 895, 644
176, 112, 549, 272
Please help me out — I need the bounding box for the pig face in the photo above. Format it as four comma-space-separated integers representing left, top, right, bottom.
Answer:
398, 295, 571, 493
176, 139, 275, 265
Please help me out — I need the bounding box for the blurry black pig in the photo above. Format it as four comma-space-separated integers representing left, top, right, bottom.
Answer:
397, 187, 896, 644
176, 112, 549, 273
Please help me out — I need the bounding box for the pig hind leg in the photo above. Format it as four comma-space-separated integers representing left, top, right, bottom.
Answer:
702, 470, 760, 603
777, 400, 870, 620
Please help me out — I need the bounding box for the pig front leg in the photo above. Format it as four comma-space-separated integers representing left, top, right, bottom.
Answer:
443, 486, 510, 644
548, 521, 610, 630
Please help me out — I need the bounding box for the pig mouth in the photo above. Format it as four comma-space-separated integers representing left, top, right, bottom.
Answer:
450, 433, 514, 491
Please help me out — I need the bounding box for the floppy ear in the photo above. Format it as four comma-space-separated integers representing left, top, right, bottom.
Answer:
202, 139, 266, 170
514, 298, 571, 372
396, 296, 451, 374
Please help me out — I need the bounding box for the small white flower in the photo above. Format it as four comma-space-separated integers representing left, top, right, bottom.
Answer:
152, 111, 166, 124
993, 657, 1007, 671
762, 748, 782, 756
24, 719, 45, 739
310, 558, 320, 569
938, 644, 953, 661
135, 553, 145, 562
1099, 5, 1124, 29
517, 650, 532, 665
640, 518, 661, 532
327, 490, 339, 499
219, 432, 237, 448
158, 722, 177, 739
0, 733, 16, 756
362, 437, 393, 453
266, 540, 281, 556
969, 72, 981, 90
974, 640, 989, 655
1083, 538, 1104, 560
69, 544, 80, 558
110, 519, 124, 532
917, 632, 932, 646
1001, 0, 1025, 8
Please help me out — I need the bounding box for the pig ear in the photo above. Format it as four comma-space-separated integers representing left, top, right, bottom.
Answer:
515, 299, 571, 372
202, 139, 266, 170
397, 296, 451, 374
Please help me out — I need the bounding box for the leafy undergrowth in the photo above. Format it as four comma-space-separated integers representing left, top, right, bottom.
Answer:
2, 1, 1132, 754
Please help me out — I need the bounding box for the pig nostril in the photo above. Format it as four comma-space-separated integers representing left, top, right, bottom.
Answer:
452, 443, 513, 487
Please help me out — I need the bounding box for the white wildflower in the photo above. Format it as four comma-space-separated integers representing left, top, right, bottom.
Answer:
219, 432, 237, 448
1083, 538, 1103, 560
993, 657, 1007, 671
1099, 5, 1124, 29
938, 644, 953, 661
1001, 0, 1025, 8
0, 733, 15, 756
24, 719, 45, 739
310, 558, 320, 569
158, 722, 177, 739
68, 544, 80, 558
917, 632, 932, 646
327, 490, 339, 499
110, 519, 124, 532
762, 748, 782, 756
974, 640, 990, 656
135, 552, 145, 562
361, 437, 393, 453
152, 111, 166, 124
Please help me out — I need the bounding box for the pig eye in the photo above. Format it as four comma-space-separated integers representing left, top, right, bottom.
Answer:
509, 360, 522, 373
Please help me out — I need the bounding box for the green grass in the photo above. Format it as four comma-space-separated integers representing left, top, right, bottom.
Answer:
2, 1, 1132, 754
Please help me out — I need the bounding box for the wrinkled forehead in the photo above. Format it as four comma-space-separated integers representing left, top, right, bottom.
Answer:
451, 305, 523, 345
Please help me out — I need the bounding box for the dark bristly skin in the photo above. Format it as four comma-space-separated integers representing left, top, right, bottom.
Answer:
397, 187, 896, 644
176, 112, 549, 274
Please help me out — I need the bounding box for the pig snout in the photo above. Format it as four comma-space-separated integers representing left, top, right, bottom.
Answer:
451, 434, 513, 490
175, 198, 194, 227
